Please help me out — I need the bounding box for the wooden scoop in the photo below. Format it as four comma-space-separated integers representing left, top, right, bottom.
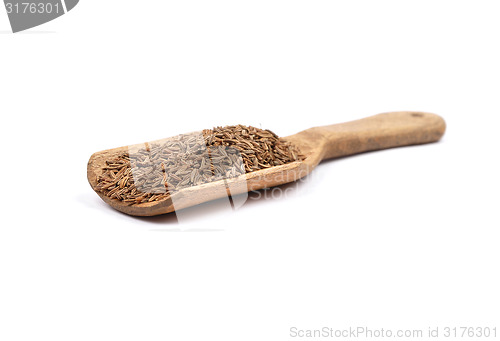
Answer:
88, 111, 446, 216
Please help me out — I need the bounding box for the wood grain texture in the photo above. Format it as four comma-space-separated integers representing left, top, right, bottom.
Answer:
87, 111, 446, 216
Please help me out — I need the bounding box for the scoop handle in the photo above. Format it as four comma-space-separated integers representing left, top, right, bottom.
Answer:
310, 111, 446, 160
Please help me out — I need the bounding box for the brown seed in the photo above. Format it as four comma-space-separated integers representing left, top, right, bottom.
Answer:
95, 125, 304, 205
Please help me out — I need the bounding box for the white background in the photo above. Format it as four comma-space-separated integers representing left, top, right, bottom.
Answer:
1, 1, 499, 340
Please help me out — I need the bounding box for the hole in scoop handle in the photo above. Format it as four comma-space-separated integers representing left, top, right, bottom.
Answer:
311, 111, 446, 161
